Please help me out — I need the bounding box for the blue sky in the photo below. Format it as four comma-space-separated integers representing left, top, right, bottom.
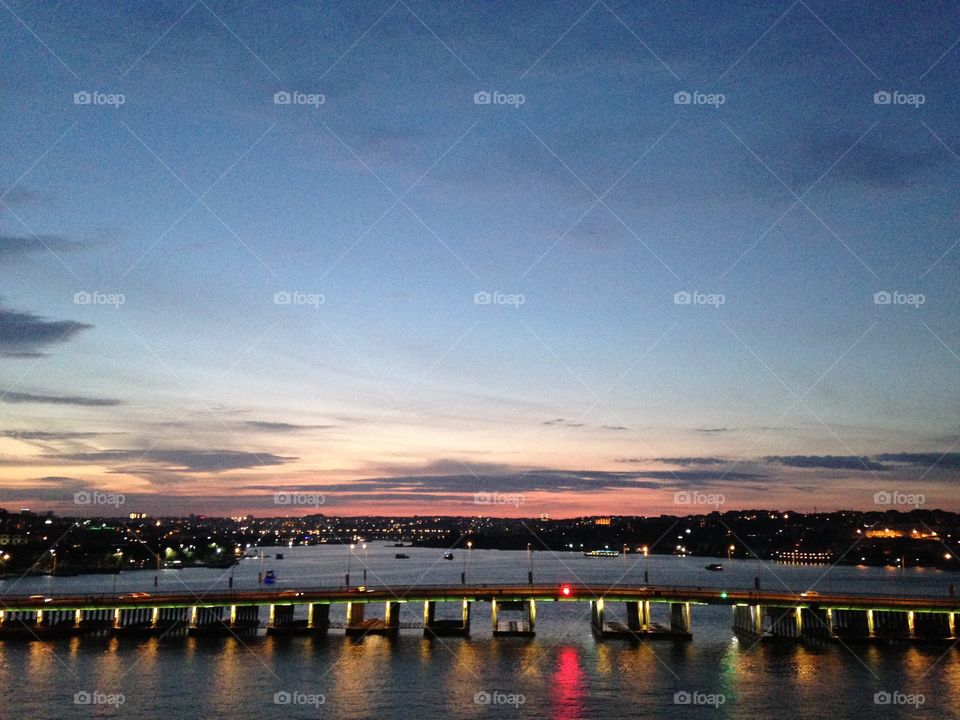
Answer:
1, 0, 958, 516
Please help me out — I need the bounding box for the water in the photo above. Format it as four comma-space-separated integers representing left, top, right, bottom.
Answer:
1, 545, 957, 719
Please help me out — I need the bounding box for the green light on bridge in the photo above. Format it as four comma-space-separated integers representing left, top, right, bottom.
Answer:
720, 592, 728, 599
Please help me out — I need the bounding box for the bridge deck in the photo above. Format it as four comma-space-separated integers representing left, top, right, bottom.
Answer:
2, 584, 958, 613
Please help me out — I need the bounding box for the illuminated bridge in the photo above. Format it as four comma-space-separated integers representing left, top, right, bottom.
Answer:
1, 584, 957, 643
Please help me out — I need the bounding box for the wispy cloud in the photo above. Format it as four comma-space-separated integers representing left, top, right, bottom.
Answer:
0, 305, 91, 357
2, 391, 120, 406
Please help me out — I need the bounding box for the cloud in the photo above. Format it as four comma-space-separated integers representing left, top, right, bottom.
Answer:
800, 133, 944, 189
648, 457, 731, 466
0, 430, 116, 440
0, 306, 92, 357
542, 418, 585, 428
50, 448, 296, 473
1, 391, 120, 406
875, 453, 960, 470
242, 421, 337, 432
0, 234, 80, 258
764, 455, 887, 471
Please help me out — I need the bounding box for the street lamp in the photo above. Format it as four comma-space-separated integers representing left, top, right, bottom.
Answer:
462, 540, 472, 584
642, 546, 649, 584
728, 545, 735, 561
362, 543, 368, 584
527, 543, 533, 585
346, 543, 355, 587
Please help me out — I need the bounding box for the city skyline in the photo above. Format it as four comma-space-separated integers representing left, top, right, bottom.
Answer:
1, 2, 959, 517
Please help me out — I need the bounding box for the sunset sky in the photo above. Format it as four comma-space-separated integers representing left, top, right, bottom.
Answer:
1, 1, 958, 516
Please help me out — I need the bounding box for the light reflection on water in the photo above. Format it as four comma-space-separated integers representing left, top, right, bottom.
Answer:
0, 547, 958, 718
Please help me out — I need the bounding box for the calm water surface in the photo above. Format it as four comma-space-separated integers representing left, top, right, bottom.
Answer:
0, 546, 957, 719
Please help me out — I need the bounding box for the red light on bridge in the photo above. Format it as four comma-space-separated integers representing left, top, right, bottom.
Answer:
559, 584, 573, 598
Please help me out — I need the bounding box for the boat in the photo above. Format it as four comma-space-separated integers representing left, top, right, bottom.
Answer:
705, 563, 724, 572
391, 543, 405, 547
395, 553, 409, 559
443, 552, 454, 560
263, 570, 276, 585
583, 549, 620, 558
275, 553, 284, 560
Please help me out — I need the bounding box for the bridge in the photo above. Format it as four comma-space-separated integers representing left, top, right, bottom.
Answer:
1, 583, 957, 643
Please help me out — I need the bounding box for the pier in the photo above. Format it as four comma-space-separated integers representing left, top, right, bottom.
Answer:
1, 584, 957, 644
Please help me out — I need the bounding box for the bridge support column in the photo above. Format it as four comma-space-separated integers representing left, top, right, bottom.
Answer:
669, 602, 691, 635
384, 601, 401, 630
492, 599, 535, 636
346, 602, 365, 627
590, 599, 605, 633
801, 607, 834, 640
423, 599, 470, 637
308, 604, 330, 632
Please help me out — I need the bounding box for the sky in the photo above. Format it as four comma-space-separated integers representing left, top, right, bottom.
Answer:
0, 0, 958, 517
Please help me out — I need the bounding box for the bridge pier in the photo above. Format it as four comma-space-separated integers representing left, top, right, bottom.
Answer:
800, 607, 835, 641
492, 598, 535, 636
266, 602, 329, 636
669, 602, 692, 636
423, 599, 470, 637
733, 604, 764, 636
113, 607, 155, 635
189, 605, 255, 636
345, 601, 401, 637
